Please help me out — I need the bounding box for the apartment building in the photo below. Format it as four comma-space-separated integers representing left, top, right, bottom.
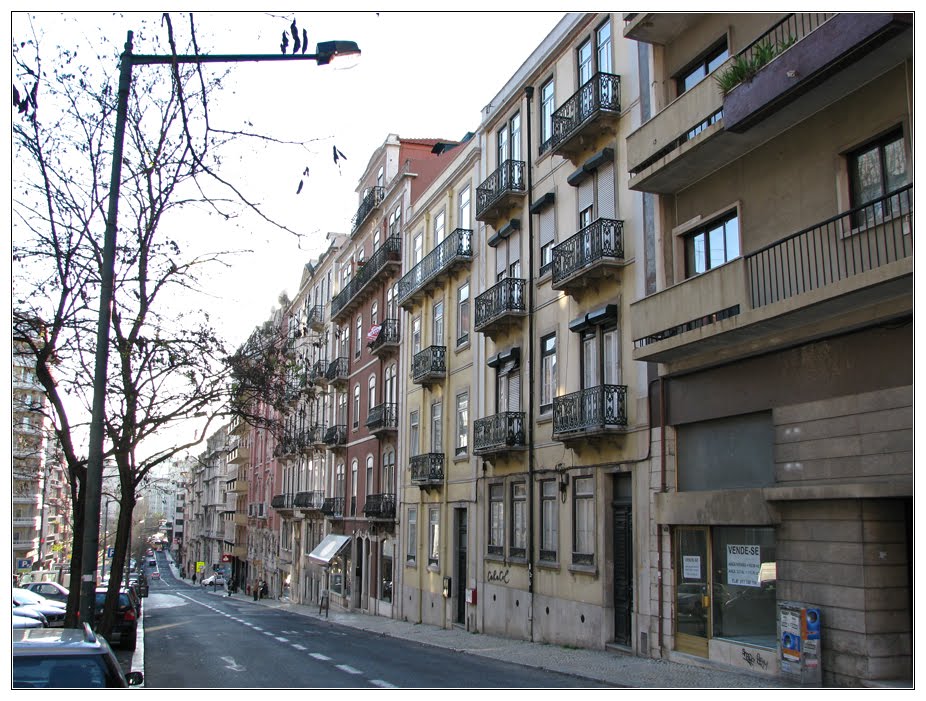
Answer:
396, 133, 479, 629
624, 12, 913, 685
225, 418, 250, 586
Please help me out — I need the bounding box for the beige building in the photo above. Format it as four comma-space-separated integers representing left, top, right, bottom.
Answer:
624, 12, 913, 686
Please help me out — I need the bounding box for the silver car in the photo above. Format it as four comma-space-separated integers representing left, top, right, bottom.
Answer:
13, 588, 66, 627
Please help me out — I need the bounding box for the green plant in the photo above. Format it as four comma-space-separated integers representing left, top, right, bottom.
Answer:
715, 36, 797, 95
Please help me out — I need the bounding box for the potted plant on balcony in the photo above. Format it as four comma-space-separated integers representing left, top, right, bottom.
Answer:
715, 37, 796, 95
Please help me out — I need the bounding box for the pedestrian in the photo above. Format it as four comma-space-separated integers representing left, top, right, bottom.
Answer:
261, 580, 269, 600
192, 572, 196, 584
253, 580, 259, 601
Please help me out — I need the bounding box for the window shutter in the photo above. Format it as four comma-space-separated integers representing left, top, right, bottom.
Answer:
596, 162, 616, 219
539, 206, 555, 247
578, 176, 594, 214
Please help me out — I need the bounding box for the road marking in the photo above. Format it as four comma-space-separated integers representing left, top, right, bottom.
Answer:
369, 680, 398, 688
292, 644, 308, 651
275, 636, 289, 642
310, 653, 331, 661
220, 656, 246, 672
337, 664, 363, 675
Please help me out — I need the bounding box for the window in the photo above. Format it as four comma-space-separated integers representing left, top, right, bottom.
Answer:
409, 410, 420, 456
412, 316, 422, 355
456, 281, 470, 347
355, 315, 363, 358
849, 127, 908, 225
336, 462, 345, 499
373, 230, 381, 251
497, 113, 521, 164
386, 283, 398, 320
428, 507, 440, 567
382, 450, 395, 495
371, 301, 379, 327
596, 19, 612, 75
389, 203, 402, 237
431, 401, 442, 453
573, 476, 594, 565
366, 455, 374, 496
578, 38, 593, 85
406, 507, 417, 563
540, 480, 559, 561
352, 385, 361, 429
351, 459, 359, 515
376, 165, 385, 188
539, 204, 556, 275
385, 363, 397, 404
488, 484, 504, 556
581, 323, 619, 391
510, 482, 527, 559
413, 231, 424, 265
455, 391, 469, 457
339, 324, 350, 359
458, 186, 471, 231
367, 375, 376, 416
677, 39, 729, 96
684, 211, 740, 277
540, 334, 557, 414
432, 300, 444, 346
434, 210, 446, 245
540, 79, 555, 148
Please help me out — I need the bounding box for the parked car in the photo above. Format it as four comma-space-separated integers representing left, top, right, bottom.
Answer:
22, 581, 69, 604
93, 588, 138, 651
128, 573, 148, 598
13, 624, 144, 688
201, 574, 226, 587
13, 613, 44, 629
13, 589, 66, 627
13, 605, 47, 628
149, 571, 160, 580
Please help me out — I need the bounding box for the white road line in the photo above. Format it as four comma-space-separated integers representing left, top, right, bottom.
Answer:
292, 644, 308, 650
275, 636, 289, 642
369, 680, 398, 688
309, 653, 331, 661
337, 664, 363, 675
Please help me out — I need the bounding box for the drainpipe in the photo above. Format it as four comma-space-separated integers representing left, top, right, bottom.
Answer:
657, 376, 667, 657
524, 85, 536, 641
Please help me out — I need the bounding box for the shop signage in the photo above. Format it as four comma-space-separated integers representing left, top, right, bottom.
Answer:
727, 544, 761, 587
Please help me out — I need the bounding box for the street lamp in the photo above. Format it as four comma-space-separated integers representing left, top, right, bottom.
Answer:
80, 28, 360, 627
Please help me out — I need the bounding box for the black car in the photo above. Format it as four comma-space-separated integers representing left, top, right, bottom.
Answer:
93, 589, 138, 651
13, 624, 143, 688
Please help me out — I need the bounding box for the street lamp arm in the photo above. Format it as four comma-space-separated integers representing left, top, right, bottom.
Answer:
132, 41, 360, 67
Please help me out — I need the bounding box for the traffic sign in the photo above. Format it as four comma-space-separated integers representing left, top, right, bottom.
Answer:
107, 547, 115, 557
17, 559, 32, 569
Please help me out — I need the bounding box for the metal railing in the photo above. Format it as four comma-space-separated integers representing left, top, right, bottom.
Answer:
366, 402, 398, 432
331, 236, 401, 318
553, 385, 628, 435
306, 304, 325, 329
474, 412, 526, 453
738, 12, 835, 69
474, 278, 526, 331
412, 345, 446, 384
293, 490, 325, 510
324, 425, 347, 447
320, 497, 344, 517
310, 359, 328, 383
398, 228, 473, 305
552, 218, 624, 285
747, 185, 912, 308
543, 72, 621, 155
326, 357, 349, 383
270, 493, 294, 510
368, 318, 399, 353
476, 160, 525, 218
351, 186, 385, 234
362, 493, 396, 519
410, 454, 444, 484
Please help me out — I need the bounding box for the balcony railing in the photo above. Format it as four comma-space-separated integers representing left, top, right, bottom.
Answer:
351, 186, 385, 234
366, 402, 398, 433
368, 317, 400, 354
293, 490, 325, 510
320, 497, 345, 517
326, 357, 349, 384
362, 493, 396, 519
324, 424, 347, 448
544, 72, 622, 159
306, 304, 325, 331
476, 160, 526, 223
473, 412, 527, 455
552, 218, 625, 292
271, 493, 294, 510
474, 278, 527, 335
331, 236, 401, 319
397, 229, 473, 307
410, 454, 444, 487
412, 345, 446, 385
747, 185, 913, 308
553, 385, 628, 439
310, 359, 328, 384
306, 423, 327, 447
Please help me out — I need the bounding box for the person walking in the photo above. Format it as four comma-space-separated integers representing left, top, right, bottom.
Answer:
253, 580, 260, 601
261, 580, 269, 600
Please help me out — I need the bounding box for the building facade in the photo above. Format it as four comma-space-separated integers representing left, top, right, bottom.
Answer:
624, 12, 913, 685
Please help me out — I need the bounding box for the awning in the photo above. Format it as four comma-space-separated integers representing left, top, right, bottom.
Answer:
307, 534, 352, 567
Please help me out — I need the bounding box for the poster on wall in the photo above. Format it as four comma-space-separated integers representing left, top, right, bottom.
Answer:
727, 544, 761, 586
683, 555, 701, 580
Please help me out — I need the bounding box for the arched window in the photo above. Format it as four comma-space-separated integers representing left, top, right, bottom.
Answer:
382, 450, 395, 495
368, 374, 377, 414
371, 301, 379, 327
355, 315, 363, 358
353, 385, 361, 429
366, 455, 375, 496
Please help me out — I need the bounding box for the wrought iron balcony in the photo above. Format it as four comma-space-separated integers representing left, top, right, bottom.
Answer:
474, 278, 527, 337
553, 384, 628, 445
271, 493, 294, 511
362, 493, 396, 519
366, 402, 398, 435
293, 490, 325, 510
324, 424, 347, 448
310, 359, 328, 385
473, 412, 527, 456
351, 186, 385, 235
410, 453, 444, 489
545, 72, 622, 162
306, 304, 325, 332
412, 345, 446, 386
326, 357, 349, 385
368, 318, 400, 357
397, 228, 473, 308
552, 218, 625, 296
306, 423, 327, 447
475, 159, 526, 226
331, 236, 401, 321
320, 496, 345, 517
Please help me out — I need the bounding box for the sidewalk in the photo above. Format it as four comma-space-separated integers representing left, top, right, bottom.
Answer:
163, 553, 799, 689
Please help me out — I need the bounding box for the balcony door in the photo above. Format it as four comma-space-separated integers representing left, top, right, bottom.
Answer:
496, 362, 520, 414
432, 300, 444, 347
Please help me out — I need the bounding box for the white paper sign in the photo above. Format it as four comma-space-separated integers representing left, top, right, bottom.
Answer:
727, 544, 761, 586
683, 555, 701, 580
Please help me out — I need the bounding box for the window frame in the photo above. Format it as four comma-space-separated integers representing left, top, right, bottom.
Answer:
456, 280, 470, 347
539, 479, 559, 562
455, 390, 469, 458
488, 483, 505, 556
540, 333, 557, 414
427, 506, 440, 568
406, 506, 417, 563
683, 210, 740, 278
540, 78, 555, 149
676, 38, 730, 97
510, 481, 527, 559
572, 476, 595, 566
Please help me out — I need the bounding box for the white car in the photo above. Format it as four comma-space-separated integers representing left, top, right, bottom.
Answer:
201, 575, 226, 587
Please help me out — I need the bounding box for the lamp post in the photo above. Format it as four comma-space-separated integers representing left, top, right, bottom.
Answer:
79, 28, 360, 627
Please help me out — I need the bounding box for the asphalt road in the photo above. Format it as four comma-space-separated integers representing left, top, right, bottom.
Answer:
140, 554, 610, 688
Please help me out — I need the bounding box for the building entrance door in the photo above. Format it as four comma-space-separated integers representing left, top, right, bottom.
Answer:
455, 509, 467, 625
675, 527, 711, 657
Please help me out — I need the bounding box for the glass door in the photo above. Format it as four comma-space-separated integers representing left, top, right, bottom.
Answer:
675, 527, 711, 657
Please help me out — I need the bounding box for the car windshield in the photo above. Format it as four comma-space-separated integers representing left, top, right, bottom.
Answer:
94, 593, 130, 608
13, 654, 121, 688
13, 589, 47, 605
